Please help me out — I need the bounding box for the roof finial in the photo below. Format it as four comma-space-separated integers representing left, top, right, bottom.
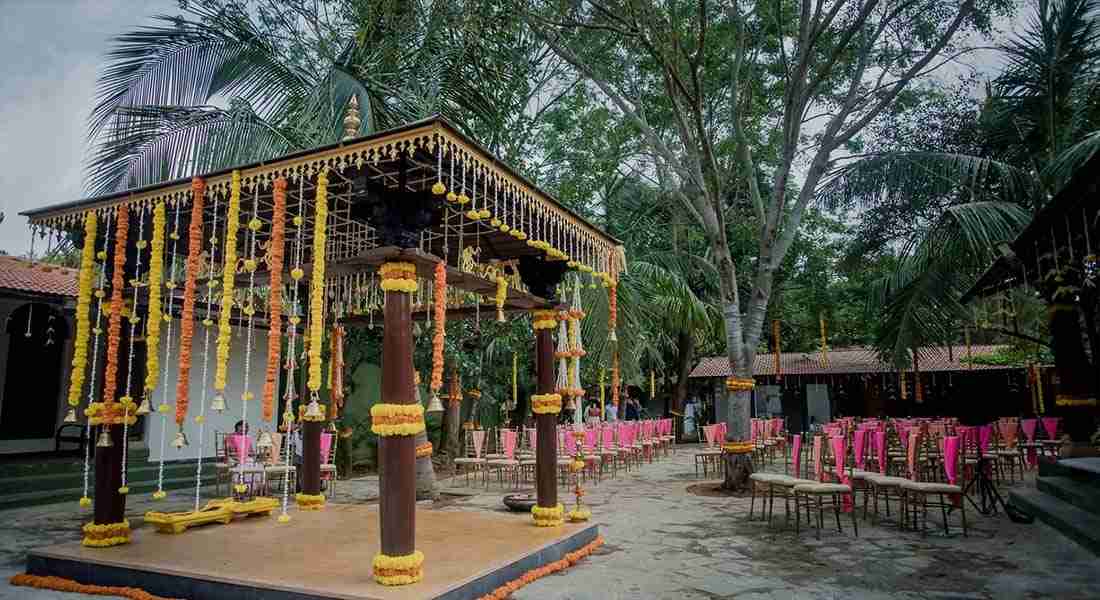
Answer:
342, 95, 361, 141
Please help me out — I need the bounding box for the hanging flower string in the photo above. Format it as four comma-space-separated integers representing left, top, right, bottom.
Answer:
234, 183, 261, 494
430, 261, 446, 394
79, 210, 108, 508
304, 169, 329, 419
192, 185, 221, 508
213, 171, 242, 410
143, 202, 166, 398
263, 177, 287, 422
495, 274, 507, 322
101, 205, 129, 406
67, 211, 96, 412
154, 202, 181, 499
174, 177, 206, 430
118, 206, 147, 494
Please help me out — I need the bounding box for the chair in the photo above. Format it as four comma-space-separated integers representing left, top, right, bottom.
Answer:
899, 434, 968, 536
214, 431, 231, 496
454, 429, 488, 486
750, 434, 814, 527
863, 429, 911, 525
793, 434, 858, 539
694, 425, 722, 478
320, 432, 337, 498
993, 419, 1023, 483
485, 428, 520, 489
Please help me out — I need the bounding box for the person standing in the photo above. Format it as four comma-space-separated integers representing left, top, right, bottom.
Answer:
605, 401, 618, 422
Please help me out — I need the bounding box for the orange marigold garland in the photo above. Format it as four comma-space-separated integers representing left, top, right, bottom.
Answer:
262, 177, 287, 422
174, 177, 206, 426
476, 535, 604, 600
330, 325, 345, 419
430, 260, 446, 393
101, 205, 129, 405
608, 281, 618, 342
8, 575, 179, 600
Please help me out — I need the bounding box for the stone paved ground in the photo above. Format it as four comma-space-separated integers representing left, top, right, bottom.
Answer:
1, 447, 1098, 599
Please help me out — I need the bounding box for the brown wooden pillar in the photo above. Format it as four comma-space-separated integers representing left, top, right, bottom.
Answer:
86, 424, 129, 546
534, 319, 559, 522
373, 264, 421, 584
300, 420, 322, 495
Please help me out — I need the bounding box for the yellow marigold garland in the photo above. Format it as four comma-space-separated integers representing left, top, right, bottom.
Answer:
370, 403, 425, 436
143, 202, 166, 394
531, 503, 564, 527
380, 262, 418, 292
495, 275, 507, 322
372, 550, 424, 586
214, 171, 242, 396
415, 441, 433, 458
531, 393, 562, 414
308, 170, 329, 392
294, 492, 325, 510
532, 309, 557, 330
81, 520, 131, 547
67, 211, 97, 408
84, 398, 138, 426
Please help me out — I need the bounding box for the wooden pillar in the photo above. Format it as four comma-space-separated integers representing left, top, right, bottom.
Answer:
300, 420, 322, 495
373, 265, 422, 584
86, 424, 129, 546
534, 321, 559, 521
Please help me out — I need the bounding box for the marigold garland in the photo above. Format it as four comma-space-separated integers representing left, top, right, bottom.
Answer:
725, 377, 755, 391
308, 171, 329, 392
370, 403, 426, 436
430, 261, 446, 392
608, 282, 618, 341
372, 550, 424, 586
531, 502, 564, 527
294, 492, 325, 510
101, 205, 129, 405
143, 202, 166, 394
84, 399, 138, 426
532, 309, 557, 330
531, 393, 563, 414
81, 519, 131, 547
476, 535, 604, 600
174, 178, 205, 425
415, 441, 433, 458
68, 211, 97, 408
330, 325, 345, 419
495, 275, 507, 322
263, 177, 287, 422
8, 575, 178, 600
214, 171, 242, 398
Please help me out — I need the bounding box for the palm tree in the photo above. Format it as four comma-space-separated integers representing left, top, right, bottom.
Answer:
821, 0, 1100, 367
85, 0, 518, 195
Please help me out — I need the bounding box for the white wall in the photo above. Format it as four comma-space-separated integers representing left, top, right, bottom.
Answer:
146, 317, 277, 462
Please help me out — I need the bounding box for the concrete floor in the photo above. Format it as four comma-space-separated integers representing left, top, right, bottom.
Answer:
2, 447, 1098, 599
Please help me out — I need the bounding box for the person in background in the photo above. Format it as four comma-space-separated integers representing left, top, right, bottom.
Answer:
625, 396, 640, 421
586, 400, 602, 426
605, 401, 618, 422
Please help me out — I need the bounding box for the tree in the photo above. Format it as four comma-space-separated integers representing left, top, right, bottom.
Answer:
526, 0, 1007, 438
822, 0, 1100, 366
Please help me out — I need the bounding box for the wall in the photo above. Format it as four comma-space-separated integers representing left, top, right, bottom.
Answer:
145, 317, 276, 462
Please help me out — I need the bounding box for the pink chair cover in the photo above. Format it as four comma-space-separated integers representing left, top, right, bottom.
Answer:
832, 435, 853, 512
502, 429, 517, 459
979, 425, 992, 453
320, 432, 334, 463
269, 432, 283, 463
1021, 418, 1038, 467
1041, 417, 1060, 439
602, 426, 613, 448
791, 435, 802, 478
771, 419, 782, 435
875, 431, 887, 475
943, 436, 959, 484
898, 425, 909, 451
528, 428, 537, 451
999, 421, 1018, 448
228, 434, 252, 463
812, 436, 823, 482
584, 429, 597, 452
471, 429, 486, 458
906, 430, 920, 480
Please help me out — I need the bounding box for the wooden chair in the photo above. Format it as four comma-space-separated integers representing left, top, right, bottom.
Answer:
485, 428, 520, 489
321, 432, 338, 498
214, 431, 231, 497
454, 429, 488, 486
793, 434, 858, 539
694, 425, 722, 478
899, 434, 968, 536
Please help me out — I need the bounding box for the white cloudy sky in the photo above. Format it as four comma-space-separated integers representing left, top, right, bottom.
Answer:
0, 0, 174, 255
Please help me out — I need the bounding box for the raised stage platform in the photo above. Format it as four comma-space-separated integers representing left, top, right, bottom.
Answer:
26, 504, 599, 600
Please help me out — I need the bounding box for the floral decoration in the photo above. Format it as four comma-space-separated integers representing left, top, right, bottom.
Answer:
214, 171, 242, 399
67, 211, 97, 408
372, 550, 424, 586
101, 205, 129, 405
370, 403, 426, 436
308, 170, 329, 392
263, 177, 287, 422
143, 202, 165, 395
175, 178, 205, 425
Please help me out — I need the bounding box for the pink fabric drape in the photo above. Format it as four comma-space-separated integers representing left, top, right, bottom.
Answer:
943, 436, 959, 484
812, 436, 823, 482
1021, 419, 1038, 467
1041, 417, 1060, 439
897, 425, 910, 452
717, 422, 728, 441
854, 429, 866, 470
269, 432, 283, 464
584, 429, 597, 452
876, 431, 887, 474
320, 432, 334, 463
832, 435, 853, 512
527, 428, 537, 451
502, 429, 517, 459
979, 425, 992, 454
791, 435, 802, 479
471, 430, 486, 457
228, 434, 252, 463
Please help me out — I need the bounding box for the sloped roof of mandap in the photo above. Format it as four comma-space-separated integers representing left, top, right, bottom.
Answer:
689, 345, 1021, 378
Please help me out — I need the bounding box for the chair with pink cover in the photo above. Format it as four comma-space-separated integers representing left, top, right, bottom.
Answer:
1019, 419, 1040, 468
485, 428, 520, 489
454, 429, 488, 486
694, 424, 722, 478
319, 432, 338, 498
994, 419, 1023, 483
792, 435, 858, 539
863, 429, 914, 526
899, 434, 967, 536
750, 433, 816, 527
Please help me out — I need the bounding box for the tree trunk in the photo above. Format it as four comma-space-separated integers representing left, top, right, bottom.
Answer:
413, 428, 437, 500
672, 329, 693, 416
721, 452, 753, 492
444, 368, 461, 460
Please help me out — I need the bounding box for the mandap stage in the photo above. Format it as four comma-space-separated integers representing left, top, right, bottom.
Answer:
26, 504, 599, 600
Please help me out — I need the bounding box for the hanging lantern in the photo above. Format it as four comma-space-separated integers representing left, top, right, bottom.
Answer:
210, 392, 227, 413
135, 397, 151, 416
172, 430, 189, 449
63, 407, 78, 424
426, 392, 445, 414
96, 428, 113, 448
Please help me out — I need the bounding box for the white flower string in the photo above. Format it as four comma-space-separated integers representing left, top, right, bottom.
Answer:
279, 178, 308, 522
194, 189, 221, 510
237, 184, 260, 496
82, 211, 111, 506
155, 201, 183, 497
120, 204, 145, 494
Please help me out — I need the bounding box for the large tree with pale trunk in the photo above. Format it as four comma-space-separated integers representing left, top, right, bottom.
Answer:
526, 0, 1009, 439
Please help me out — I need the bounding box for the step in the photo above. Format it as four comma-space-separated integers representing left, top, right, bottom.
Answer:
1009, 487, 1100, 556
1039, 457, 1100, 484
0, 448, 152, 478
0, 462, 205, 496
0, 475, 217, 512
1036, 476, 1100, 517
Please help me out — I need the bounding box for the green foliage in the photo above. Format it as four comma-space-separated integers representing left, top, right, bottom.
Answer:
961, 345, 1054, 367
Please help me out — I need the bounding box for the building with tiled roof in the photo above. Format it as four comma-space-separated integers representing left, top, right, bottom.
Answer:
0, 255, 79, 298
690, 345, 1017, 378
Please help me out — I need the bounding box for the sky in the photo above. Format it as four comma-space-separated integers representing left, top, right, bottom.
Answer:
0, 0, 174, 256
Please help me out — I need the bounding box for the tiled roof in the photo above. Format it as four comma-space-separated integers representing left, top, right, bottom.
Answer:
689, 345, 1016, 378
0, 256, 79, 298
